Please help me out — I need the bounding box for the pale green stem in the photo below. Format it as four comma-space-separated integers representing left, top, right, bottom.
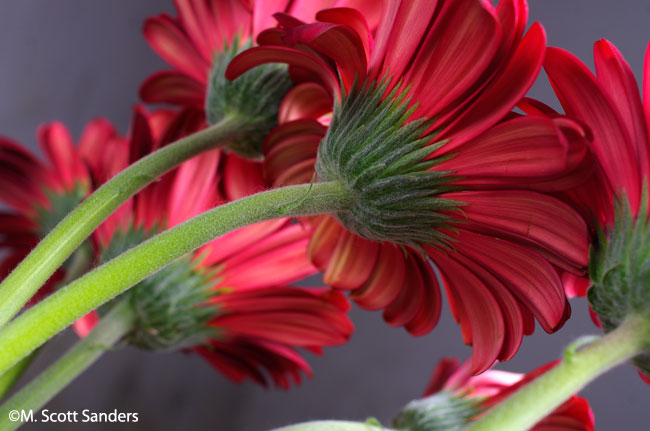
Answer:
0, 300, 134, 431
0, 181, 349, 377
465, 315, 650, 431
0, 115, 244, 330
271, 421, 394, 431
0, 355, 37, 402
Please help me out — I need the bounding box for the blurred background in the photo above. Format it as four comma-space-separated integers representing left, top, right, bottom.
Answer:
0, 1, 648, 429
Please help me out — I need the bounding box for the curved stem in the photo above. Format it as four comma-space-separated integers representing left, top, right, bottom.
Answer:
0, 115, 244, 330
0, 354, 37, 401
0, 181, 348, 376
0, 300, 134, 431
271, 421, 393, 431
465, 315, 650, 431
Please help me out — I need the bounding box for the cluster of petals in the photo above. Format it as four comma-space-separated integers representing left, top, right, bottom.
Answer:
73, 106, 353, 388
141, 0, 380, 109
545, 39, 650, 385
424, 357, 595, 431
226, 0, 591, 373
0, 119, 123, 304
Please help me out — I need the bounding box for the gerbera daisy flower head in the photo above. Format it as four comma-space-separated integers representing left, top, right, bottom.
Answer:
393, 357, 595, 431
0, 119, 123, 303
545, 40, 650, 383
141, 0, 380, 159
227, 0, 591, 373
75, 106, 353, 388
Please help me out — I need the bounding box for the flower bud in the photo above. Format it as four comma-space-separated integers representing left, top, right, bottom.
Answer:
393, 391, 481, 431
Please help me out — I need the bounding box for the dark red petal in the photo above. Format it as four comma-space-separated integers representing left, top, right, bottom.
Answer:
442, 22, 546, 146
432, 251, 505, 374
545, 46, 641, 212
226, 46, 340, 95
452, 230, 568, 334
594, 39, 650, 179
349, 243, 405, 310
139, 70, 205, 107
444, 190, 589, 272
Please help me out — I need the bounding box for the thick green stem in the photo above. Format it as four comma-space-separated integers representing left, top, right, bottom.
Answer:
0, 116, 244, 330
0, 181, 348, 376
0, 300, 134, 431
465, 315, 650, 431
0, 355, 37, 402
271, 421, 393, 431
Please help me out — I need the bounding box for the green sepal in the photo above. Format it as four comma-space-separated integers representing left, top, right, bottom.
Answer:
33, 182, 88, 237
393, 391, 482, 431
207, 36, 292, 160
315, 77, 461, 249
99, 226, 220, 351
588, 191, 650, 375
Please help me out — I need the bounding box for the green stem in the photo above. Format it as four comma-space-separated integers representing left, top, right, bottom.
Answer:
0, 115, 244, 330
0, 181, 348, 376
0, 300, 134, 431
465, 315, 650, 431
0, 354, 37, 402
271, 421, 393, 431
0, 243, 94, 400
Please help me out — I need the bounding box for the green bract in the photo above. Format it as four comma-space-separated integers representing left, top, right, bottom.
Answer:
206, 38, 292, 160
589, 195, 650, 377
393, 391, 482, 431
99, 227, 218, 351
315, 78, 462, 249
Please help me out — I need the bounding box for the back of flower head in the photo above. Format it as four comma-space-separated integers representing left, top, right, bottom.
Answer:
140, 0, 381, 159
226, 0, 593, 373
545, 39, 650, 383
74, 105, 353, 389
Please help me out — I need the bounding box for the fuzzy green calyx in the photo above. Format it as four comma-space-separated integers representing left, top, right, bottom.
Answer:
393, 391, 482, 431
208, 38, 292, 160
33, 183, 87, 238
588, 196, 650, 375
314, 78, 461, 248
100, 226, 219, 351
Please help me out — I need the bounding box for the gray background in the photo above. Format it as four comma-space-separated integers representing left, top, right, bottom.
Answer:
0, 1, 648, 430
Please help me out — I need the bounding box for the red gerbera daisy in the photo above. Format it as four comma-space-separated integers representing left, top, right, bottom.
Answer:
75, 106, 353, 389
140, 0, 381, 108
545, 40, 650, 384
393, 357, 595, 431
226, 0, 591, 373
0, 119, 122, 303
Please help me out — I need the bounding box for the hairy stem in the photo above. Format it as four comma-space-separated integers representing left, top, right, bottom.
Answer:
465, 315, 650, 431
0, 181, 349, 376
0, 300, 134, 431
0, 116, 244, 329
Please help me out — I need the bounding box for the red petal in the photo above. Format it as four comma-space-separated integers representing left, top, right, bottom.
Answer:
143, 15, 210, 83
278, 82, 332, 123
406, 0, 500, 118
594, 39, 650, 179
545, 46, 641, 212
38, 122, 89, 190
444, 190, 588, 272
349, 243, 405, 310
433, 251, 504, 374
442, 22, 546, 146
316, 7, 372, 60
404, 254, 442, 337
382, 253, 425, 329
322, 230, 379, 290
451, 230, 568, 334
281, 22, 367, 90
139, 70, 205, 107
226, 46, 340, 95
